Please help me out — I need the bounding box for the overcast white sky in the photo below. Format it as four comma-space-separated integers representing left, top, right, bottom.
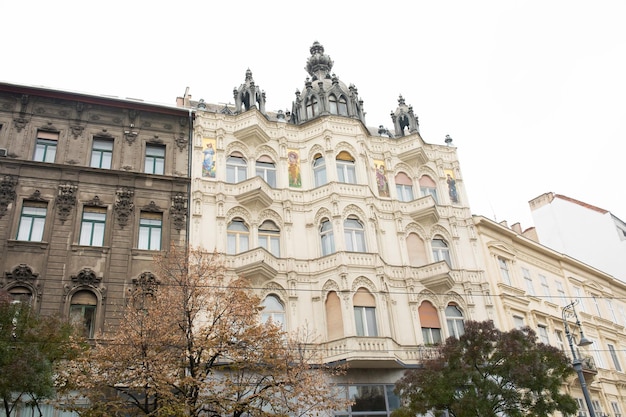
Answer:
2, 1, 625, 228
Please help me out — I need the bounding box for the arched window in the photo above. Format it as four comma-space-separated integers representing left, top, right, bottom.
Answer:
329, 94, 338, 114
262, 295, 285, 329
344, 216, 366, 252
395, 172, 414, 202
8, 286, 33, 305
446, 304, 465, 338
353, 288, 378, 337
338, 96, 348, 116
406, 233, 428, 266
320, 219, 335, 256
227, 218, 249, 254
336, 151, 356, 184
70, 290, 97, 338
258, 220, 280, 257
419, 301, 442, 344
325, 291, 344, 340
313, 153, 327, 187
226, 153, 247, 183
432, 238, 452, 266
419, 175, 438, 203
305, 96, 318, 119
255, 155, 276, 187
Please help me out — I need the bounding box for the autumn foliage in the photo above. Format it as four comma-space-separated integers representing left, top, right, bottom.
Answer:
62, 246, 346, 417
392, 320, 578, 417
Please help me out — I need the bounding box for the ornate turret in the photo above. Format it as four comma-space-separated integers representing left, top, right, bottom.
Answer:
391, 95, 419, 137
233, 69, 267, 115
290, 42, 366, 125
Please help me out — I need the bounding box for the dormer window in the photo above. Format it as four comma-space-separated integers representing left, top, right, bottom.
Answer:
305, 96, 318, 119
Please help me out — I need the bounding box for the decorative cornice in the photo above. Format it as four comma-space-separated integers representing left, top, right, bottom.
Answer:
6, 264, 39, 282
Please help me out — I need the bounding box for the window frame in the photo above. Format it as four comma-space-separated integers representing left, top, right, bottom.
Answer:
336, 152, 356, 184
258, 220, 280, 257
226, 155, 247, 183
255, 159, 277, 187
79, 207, 107, 246
261, 294, 285, 329
33, 131, 59, 163
138, 212, 163, 250
445, 304, 465, 338
354, 306, 378, 337
227, 218, 250, 255
16, 202, 47, 242
497, 257, 512, 286
320, 219, 335, 256
90, 137, 114, 169
313, 154, 327, 187
144, 144, 165, 175
344, 217, 366, 252
432, 238, 452, 266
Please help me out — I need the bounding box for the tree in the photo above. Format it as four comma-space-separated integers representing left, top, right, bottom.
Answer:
63, 246, 347, 417
0, 291, 80, 417
392, 320, 578, 417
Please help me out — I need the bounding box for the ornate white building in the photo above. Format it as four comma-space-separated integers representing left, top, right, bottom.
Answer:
185, 42, 492, 414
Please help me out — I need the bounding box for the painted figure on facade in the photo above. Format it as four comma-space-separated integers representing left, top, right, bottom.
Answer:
288, 150, 301, 187
202, 141, 216, 178
446, 172, 458, 203
375, 161, 389, 197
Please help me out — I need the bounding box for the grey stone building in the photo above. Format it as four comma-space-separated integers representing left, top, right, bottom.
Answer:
0, 82, 192, 336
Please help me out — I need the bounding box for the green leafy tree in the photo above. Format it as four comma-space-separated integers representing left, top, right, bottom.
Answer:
0, 291, 80, 417
62, 246, 348, 417
393, 320, 578, 417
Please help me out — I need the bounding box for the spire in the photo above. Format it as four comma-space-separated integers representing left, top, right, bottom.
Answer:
391, 95, 419, 137
233, 69, 267, 115
305, 41, 334, 81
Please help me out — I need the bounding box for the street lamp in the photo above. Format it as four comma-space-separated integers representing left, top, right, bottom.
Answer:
562, 300, 596, 417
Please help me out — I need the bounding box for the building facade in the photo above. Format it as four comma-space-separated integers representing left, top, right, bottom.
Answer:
475, 215, 626, 416
186, 42, 492, 413
529, 192, 626, 282
0, 82, 192, 337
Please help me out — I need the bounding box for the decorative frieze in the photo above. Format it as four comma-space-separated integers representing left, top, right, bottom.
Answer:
0, 175, 17, 218
55, 182, 78, 223
114, 187, 134, 228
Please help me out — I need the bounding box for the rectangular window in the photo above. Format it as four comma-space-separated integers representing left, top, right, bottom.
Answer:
592, 400, 603, 417
33, 131, 59, 162
498, 257, 512, 286
539, 274, 550, 297
145, 144, 165, 174
90, 138, 113, 169
591, 295, 602, 317
69, 304, 96, 338
608, 344, 622, 372
537, 325, 549, 344
17, 202, 47, 241
612, 401, 622, 417
607, 299, 618, 323
79, 207, 106, 246
577, 398, 587, 417
354, 306, 378, 337
555, 280, 567, 306
522, 268, 534, 295
513, 315, 524, 329
591, 339, 605, 369
396, 184, 414, 202
554, 330, 565, 352
573, 286, 586, 312
138, 212, 162, 250
422, 327, 442, 344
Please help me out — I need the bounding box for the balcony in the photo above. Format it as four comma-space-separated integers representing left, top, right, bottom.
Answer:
319, 336, 440, 368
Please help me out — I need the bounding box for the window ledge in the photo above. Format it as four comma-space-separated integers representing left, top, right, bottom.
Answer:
132, 248, 161, 259
71, 245, 110, 254
7, 239, 49, 249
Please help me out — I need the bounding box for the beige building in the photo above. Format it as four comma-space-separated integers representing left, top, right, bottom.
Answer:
474, 215, 626, 416
0, 82, 192, 338
185, 42, 492, 414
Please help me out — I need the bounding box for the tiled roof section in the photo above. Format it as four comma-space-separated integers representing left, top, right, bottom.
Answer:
554, 194, 608, 214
